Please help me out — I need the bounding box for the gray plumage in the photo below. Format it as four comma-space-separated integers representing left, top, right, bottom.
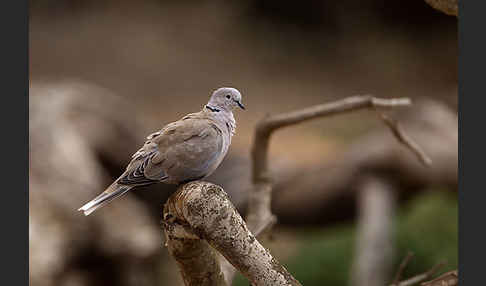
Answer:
78, 87, 244, 215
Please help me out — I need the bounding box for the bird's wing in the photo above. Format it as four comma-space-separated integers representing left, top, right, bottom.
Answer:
118, 115, 224, 185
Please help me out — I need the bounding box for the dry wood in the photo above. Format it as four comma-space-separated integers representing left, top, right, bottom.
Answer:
219, 216, 276, 285
243, 95, 432, 286
248, 95, 424, 244
162, 181, 302, 286
164, 95, 432, 286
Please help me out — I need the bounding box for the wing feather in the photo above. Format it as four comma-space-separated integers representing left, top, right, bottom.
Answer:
118, 116, 224, 185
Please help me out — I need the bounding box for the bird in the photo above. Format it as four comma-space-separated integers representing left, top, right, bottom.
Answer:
78, 87, 245, 216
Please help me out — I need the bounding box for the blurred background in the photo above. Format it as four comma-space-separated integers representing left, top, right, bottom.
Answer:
29, 0, 457, 285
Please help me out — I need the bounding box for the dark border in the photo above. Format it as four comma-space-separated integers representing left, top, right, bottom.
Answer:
459, 0, 484, 285
0, 0, 29, 285
0, 0, 475, 285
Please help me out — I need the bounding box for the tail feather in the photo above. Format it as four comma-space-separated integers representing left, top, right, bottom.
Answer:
78, 183, 133, 216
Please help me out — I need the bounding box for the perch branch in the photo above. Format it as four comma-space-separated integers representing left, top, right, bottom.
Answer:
219, 216, 277, 285
162, 206, 226, 286
162, 181, 302, 286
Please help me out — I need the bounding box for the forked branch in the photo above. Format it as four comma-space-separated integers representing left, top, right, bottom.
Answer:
248, 95, 429, 239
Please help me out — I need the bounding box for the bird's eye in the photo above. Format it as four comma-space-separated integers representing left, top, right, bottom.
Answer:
226, 95, 231, 99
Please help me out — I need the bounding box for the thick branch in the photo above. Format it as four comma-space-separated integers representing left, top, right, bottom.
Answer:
162, 181, 302, 286
162, 226, 226, 286
219, 216, 276, 285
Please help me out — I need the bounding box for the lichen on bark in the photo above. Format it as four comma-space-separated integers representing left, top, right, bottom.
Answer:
162, 181, 302, 286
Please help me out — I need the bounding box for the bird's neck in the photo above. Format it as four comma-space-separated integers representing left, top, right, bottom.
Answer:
205, 105, 221, 112
225, 112, 236, 136
204, 105, 236, 136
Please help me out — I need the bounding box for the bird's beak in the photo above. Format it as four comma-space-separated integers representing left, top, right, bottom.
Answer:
236, 100, 245, 110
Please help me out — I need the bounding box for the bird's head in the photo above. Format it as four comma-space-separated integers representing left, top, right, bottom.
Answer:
207, 87, 245, 112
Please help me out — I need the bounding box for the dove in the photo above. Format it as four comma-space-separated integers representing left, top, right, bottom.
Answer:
78, 87, 245, 216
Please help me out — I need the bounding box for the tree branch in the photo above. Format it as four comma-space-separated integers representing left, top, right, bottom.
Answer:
377, 112, 432, 167
162, 181, 302, 286
162, 213, 226, 286
248, 95, 420, 239
219, 216, 277, 285
245, 95, 432, 286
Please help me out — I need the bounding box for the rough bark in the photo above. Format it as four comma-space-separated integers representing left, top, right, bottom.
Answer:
162, 225, 226, 286
162, 181, 302, 286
